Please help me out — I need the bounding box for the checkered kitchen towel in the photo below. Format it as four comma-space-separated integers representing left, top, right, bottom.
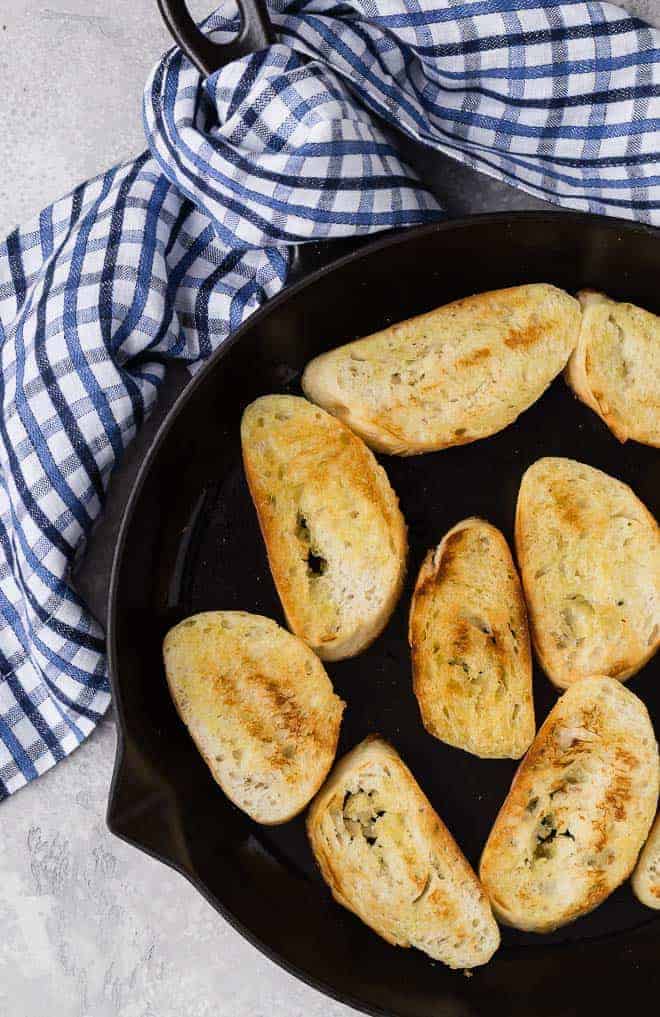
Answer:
0, 1, 658, 797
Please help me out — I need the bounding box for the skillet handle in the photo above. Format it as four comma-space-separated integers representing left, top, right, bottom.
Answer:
157, 0, 275, 77
157, 0, 370, 280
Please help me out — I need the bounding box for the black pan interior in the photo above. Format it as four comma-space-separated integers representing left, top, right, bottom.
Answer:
108, 214, 660, 1017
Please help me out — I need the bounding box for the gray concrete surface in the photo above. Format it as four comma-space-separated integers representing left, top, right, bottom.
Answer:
0, 2, 658, 1016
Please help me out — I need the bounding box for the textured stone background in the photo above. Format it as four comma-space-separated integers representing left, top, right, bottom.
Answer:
0, 2, 657, 1015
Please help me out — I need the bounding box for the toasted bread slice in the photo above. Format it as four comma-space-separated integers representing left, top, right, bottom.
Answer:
515, 457, 660, 689
163, 612, 344, 824
480, 676, 659, 933
632, 813, 660, 909
565, 290, 660, 447
409, 518, 535, 759
302, 284, 580, 455
241, 395, 407, 660
307, 736, 499, 968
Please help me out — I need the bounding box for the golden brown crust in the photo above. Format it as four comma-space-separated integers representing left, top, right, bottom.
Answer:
409, 518, 535, 759
479, 677, 659, 932
302, 284, 581, 455
163, 611, 344, 824
515, 457, 660, 689
241, 395, 407, 660
632, 812, 660, 909
565, 290, 660, 448
307, 736, 500, 968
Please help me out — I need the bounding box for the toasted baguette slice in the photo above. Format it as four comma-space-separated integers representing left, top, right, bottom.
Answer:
241, 395, 407, 660
409, 518, 535, 759
632, 813, 660, 909
302, 284, 580, 455
163, 612, 344, 824
480, 676, 659, 933
565, 290, 660, 447
516, 457, 660, 689
307, 736, 500, 969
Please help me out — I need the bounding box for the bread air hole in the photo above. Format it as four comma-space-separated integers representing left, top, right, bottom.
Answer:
532, 814, 575, 861
295, 511, 310, 543
342, 788, 386, 845
295, 512, 328, 577
307, 550, 328, 576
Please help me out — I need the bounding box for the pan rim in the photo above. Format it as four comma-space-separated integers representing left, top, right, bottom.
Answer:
106, 209, 659, 1017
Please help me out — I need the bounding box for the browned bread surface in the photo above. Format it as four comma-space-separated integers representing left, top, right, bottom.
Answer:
515, 457, 660, 688
409, 518, 535, 758
241, 395, 407, 660
302, 284, 581, 454
307, 736, 500, 968
480, 677, 659, 932
633, 813, 660, 909
164, 611, 344, 824
565, 290, 660, 447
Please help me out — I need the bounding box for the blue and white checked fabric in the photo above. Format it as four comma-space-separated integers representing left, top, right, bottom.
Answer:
0, 1, 658, 798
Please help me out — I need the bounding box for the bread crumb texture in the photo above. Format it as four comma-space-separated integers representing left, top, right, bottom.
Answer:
163, 611, 344, 824
516, 457, 660, 688
565, 290, 660, 447
307, 736, 500, 968
241, 395, 407, 660
480, 677, 659, 932
409, 518, 535, 759
633, 812, 660, 909
302, 284, 581, 454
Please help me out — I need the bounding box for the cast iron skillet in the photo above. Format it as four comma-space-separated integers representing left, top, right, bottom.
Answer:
108, 5, 660, 1016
